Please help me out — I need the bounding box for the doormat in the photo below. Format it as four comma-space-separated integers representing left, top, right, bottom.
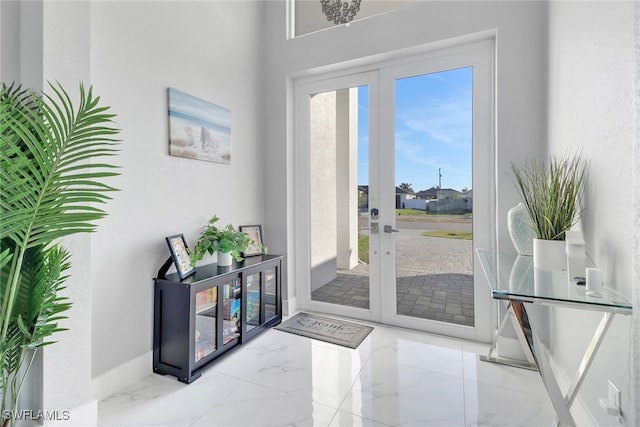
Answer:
275, 312, 373, 349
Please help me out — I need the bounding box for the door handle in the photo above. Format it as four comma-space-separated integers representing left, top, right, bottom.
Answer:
384, 225, 399, 233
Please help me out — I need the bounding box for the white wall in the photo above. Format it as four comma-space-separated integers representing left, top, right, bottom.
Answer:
88, 0, 265, 393
634, 3, 640, 423
0, 0, 20, 81
309, 88, 359, 289
335, 88, 359, 271
42, 1, 95, 420
547, 2, 636, 425
310, 91, 338, 288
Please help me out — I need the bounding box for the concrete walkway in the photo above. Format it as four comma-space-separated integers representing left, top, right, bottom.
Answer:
311, 219, 474, 327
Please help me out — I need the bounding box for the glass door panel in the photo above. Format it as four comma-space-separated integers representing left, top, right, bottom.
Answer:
264, 267, 277, 322
195, 287, 217, 363
393, 67, 474, 327
378, 40, 494, 341
245, 272, 261, 333
222, 278, 241, 345
309, 85, 371, 311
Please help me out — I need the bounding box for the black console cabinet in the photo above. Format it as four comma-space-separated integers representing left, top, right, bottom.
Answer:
153, 255, 283, 383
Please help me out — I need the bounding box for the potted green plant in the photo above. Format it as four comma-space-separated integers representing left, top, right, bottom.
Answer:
189, 216, 253, 266
1, 83, 120, 426
511, 154, 587, 270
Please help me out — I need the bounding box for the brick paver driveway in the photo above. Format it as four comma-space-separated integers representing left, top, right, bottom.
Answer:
311, 216, 475, 327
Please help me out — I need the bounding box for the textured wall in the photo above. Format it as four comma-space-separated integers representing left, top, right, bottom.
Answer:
88, 0, 266, 395
633, 1, 640, 424
547, 1, 635, 424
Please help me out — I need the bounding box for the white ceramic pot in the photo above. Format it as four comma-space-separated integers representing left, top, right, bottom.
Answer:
217, 251, 233, 266
533, 238, 566, 271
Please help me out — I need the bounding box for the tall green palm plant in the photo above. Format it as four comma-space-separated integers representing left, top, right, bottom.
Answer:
0, 82, 120, 426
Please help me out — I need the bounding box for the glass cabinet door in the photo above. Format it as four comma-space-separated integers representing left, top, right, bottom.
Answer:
264, 267, 277, 323
245, 272, 262, 333
222, 278, 241, 344
195, 287, 218, 363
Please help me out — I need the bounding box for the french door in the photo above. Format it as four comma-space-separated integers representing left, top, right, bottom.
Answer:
294, 39, 495, 341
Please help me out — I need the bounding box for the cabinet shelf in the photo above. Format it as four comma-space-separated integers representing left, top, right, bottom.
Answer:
153, 254, 283, 383
196, 303, 216, 316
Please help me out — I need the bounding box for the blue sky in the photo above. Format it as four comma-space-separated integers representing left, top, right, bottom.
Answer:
358, 66, 473, 193
168, 87, 231, 136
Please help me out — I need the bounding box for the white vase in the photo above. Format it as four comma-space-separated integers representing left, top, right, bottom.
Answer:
217, 251, 233, 266
533, 238, 566, 271
508, 255, 534, 292
507, 202, 535, 256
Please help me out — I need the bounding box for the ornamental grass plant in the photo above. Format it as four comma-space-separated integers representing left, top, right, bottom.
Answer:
511, 154, 587, 241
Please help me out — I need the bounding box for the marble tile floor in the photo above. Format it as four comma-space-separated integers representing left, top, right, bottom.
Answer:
98, 319, 557, 427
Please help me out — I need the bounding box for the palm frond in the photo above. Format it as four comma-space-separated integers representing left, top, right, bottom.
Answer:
0, 82, 120, 249
0, 323, 25, 391
23, 245, 72, 350
0, 82, 121, 414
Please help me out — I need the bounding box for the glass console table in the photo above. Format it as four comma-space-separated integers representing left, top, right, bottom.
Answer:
476, 249, 632, 426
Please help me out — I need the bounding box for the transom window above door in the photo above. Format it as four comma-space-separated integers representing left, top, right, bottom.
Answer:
290, 0, 420, 37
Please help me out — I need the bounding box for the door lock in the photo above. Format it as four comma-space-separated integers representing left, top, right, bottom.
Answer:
384, 225, 399, 233
361, 222, 379, 234
370, 208, 379, 220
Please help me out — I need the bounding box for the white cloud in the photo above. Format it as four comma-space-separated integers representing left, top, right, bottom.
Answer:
395, 137, 467, 176
398, 100, 471, 147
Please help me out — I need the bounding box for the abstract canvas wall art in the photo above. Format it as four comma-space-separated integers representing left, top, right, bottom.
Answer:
168, 87, 231, 164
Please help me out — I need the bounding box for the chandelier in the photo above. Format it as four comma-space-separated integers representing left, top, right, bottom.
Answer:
320, 0, 362, 25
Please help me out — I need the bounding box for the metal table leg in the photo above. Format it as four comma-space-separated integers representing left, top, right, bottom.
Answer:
481, 302, 617, 426
482, 301, 575, 426
563, 312, 614, 407
511, 301, 575, 426
480, 301, 537, 370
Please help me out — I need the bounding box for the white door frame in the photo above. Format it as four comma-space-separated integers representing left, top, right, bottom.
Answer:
292, 38, 495, 342
378, 40, 495, 342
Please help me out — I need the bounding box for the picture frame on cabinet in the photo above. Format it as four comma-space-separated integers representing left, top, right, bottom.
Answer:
239, 225, 264, 257
166, 234, 196, 280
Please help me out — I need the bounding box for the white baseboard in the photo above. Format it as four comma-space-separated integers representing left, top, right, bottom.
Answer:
283, 296, 297, 317
91, 351, 153, 402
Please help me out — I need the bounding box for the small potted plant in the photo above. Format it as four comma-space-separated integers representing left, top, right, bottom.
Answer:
190, 216, 253, 266
511, 153, 587, 270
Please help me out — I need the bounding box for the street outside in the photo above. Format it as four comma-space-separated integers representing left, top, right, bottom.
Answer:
312, 212, 475, 327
